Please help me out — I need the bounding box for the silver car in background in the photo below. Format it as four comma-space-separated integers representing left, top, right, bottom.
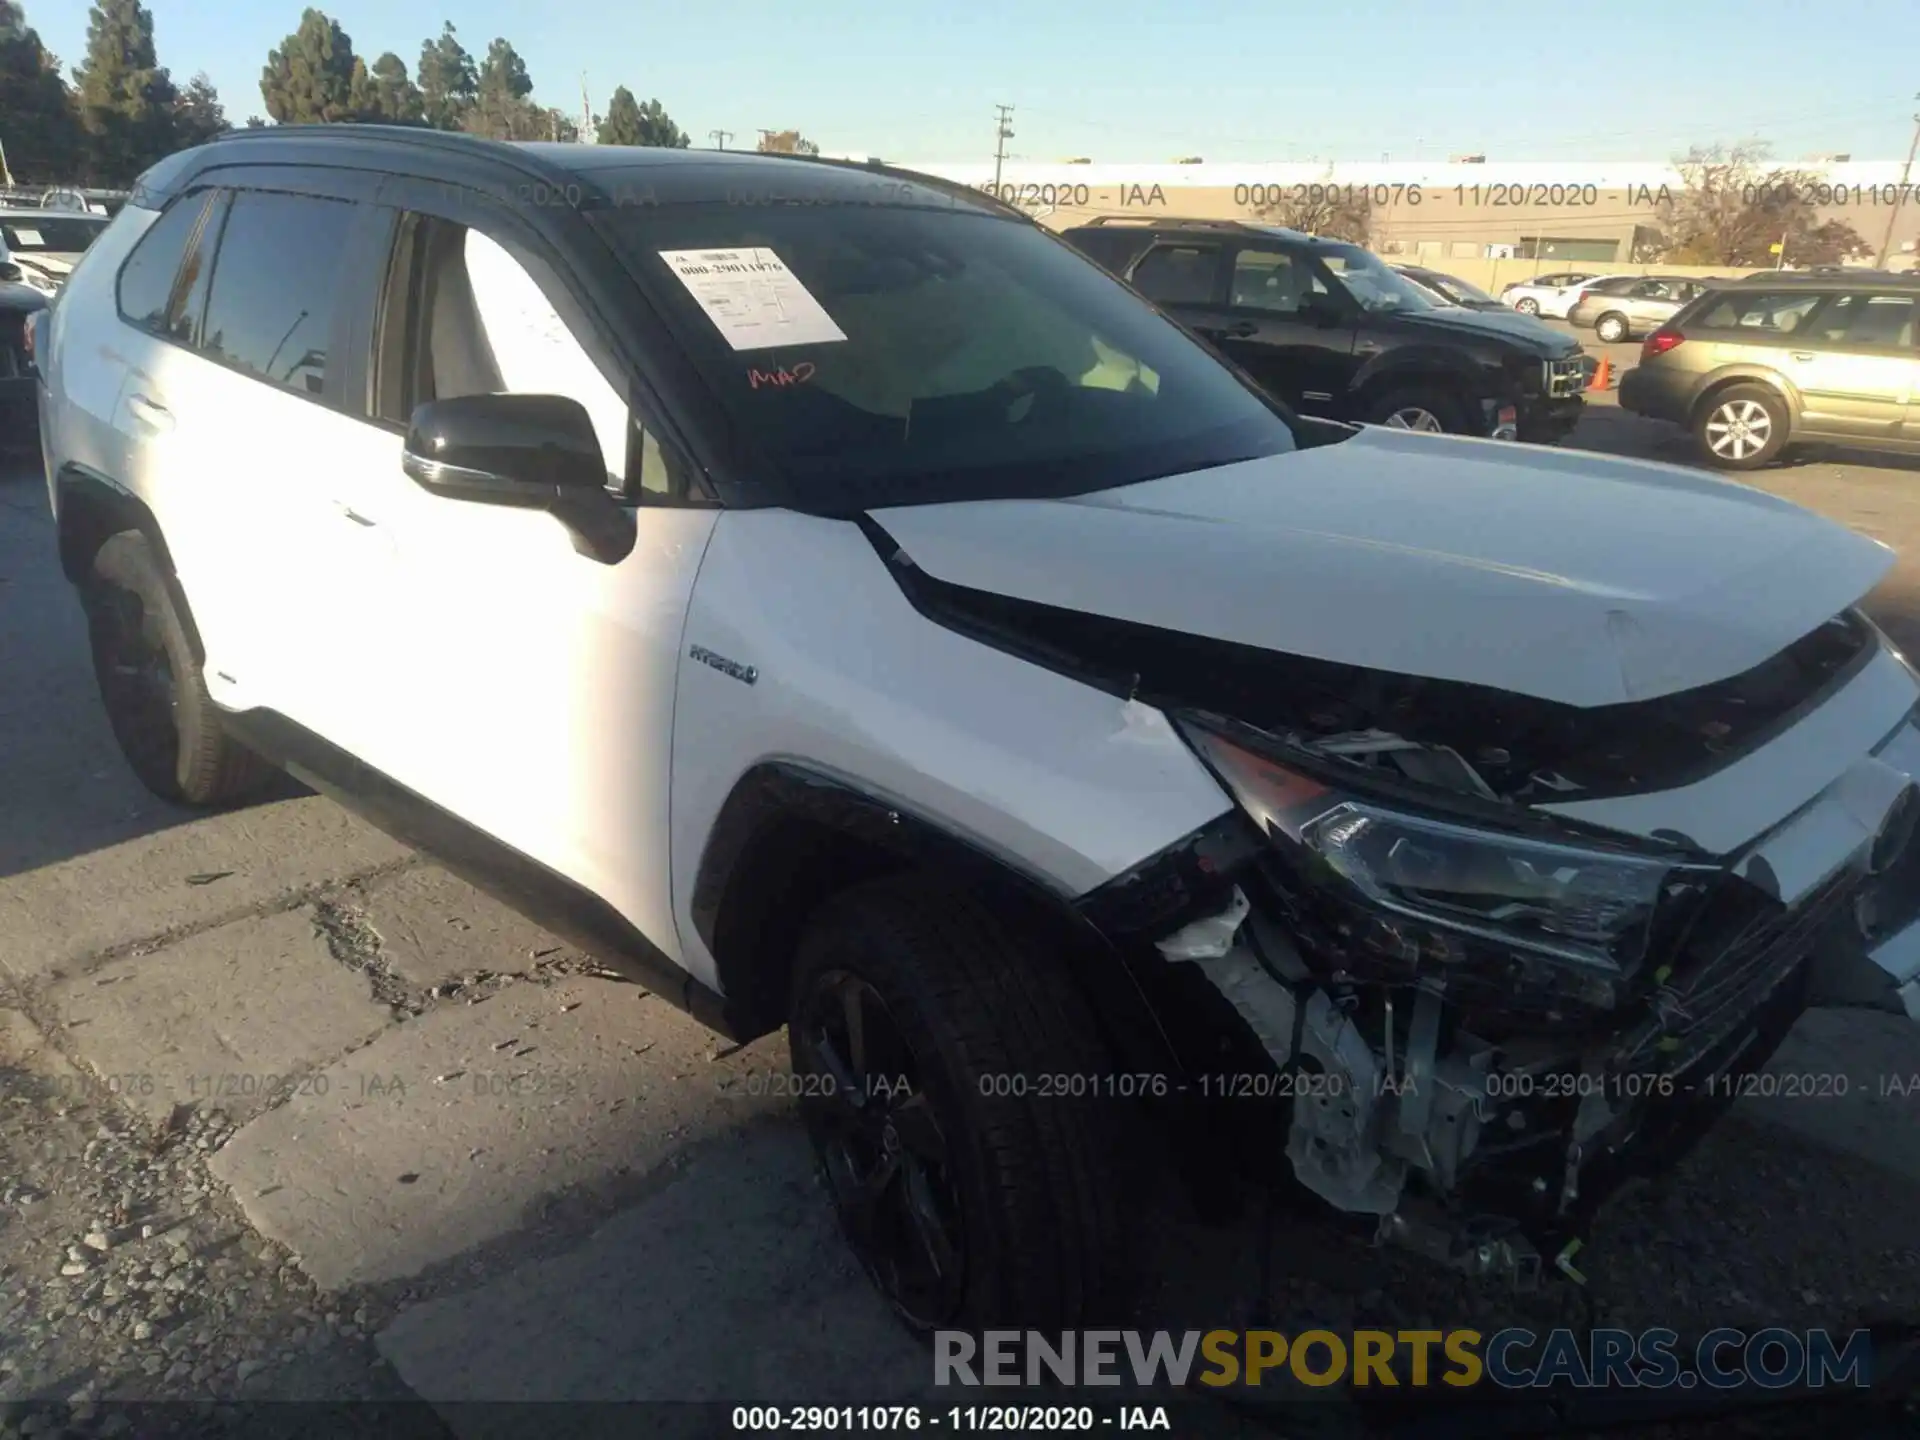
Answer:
1569, 274, 1722, 343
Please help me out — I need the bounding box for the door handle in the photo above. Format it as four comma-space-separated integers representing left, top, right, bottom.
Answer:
334, 502, 378, 528
126, 393, 173, 432
1790, 351, 1815, 362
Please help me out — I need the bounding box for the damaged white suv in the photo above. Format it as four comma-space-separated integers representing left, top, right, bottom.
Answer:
35, 128, 1920, 1333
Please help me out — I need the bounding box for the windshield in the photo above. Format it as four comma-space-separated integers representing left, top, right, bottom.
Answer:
1318, 247, 1436, 313
0, 217, 107, 253
1429, 272, 1496, 306
597, 202, 1295, 511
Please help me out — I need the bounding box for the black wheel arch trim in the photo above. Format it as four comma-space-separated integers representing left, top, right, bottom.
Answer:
55, 462, 205, 665
219, 707, 738, 1037
690, 760, 1258, 1071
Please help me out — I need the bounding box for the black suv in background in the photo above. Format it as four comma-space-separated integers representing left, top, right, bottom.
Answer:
1063, 218, 1589, 443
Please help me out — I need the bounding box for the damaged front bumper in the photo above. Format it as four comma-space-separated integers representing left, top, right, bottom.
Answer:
1125, 637, 1920, 1286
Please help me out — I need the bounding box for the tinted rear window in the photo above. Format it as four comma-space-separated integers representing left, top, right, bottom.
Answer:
598, 204, 1294, 512
1, 217, 108, 252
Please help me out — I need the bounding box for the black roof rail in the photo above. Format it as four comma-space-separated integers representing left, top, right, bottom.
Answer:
194, 122, 601, 202
1081, 215, 1256, 230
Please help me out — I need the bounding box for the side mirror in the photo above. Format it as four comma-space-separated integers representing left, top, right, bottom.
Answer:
402, 393, 635, 564
0, 262, 22, 284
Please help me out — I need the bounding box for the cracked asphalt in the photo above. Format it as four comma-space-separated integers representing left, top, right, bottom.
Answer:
3, 355, 1919, 1438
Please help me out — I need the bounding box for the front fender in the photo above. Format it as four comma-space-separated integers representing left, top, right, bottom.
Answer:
1352, 346, 1493, 402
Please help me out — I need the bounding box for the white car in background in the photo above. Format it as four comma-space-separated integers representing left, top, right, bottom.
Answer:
1500, 271, 1633, 319
0, 210, 111, 295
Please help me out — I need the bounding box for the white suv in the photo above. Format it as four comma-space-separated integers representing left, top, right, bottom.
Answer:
34, 128, 1920, 1328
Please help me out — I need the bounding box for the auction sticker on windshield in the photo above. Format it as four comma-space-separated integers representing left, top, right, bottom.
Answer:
657, 247, 847, 351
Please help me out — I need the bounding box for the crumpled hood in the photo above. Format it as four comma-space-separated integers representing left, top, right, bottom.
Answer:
869, 427, 1896, 709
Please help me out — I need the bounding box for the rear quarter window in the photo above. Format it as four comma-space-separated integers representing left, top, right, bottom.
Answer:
1684, 291, 1823, 335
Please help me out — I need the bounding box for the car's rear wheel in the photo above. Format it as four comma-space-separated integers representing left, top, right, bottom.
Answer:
1514, 297, 1541, 315
788, 874, 1127, 1335
1366, 385, 1469, 435
1694, 384, 1789, 471
1594, 312, 1630, 343
84, 531, 276, 807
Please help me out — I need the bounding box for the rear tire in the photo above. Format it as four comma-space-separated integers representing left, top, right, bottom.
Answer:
788, 874, 1128, 1335
84, 531, 276, 807
1694, 384, 1789, 471
1514, 297, 1541, 315
1365, 385, 1470, 435
1594, 312, 1630, 343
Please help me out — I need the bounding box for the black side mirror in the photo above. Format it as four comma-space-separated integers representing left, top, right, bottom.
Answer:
402, 393, 635, 564
0, 262, 22, 284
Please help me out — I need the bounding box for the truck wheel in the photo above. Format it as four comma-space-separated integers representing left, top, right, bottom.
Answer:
1366, 386, 1468, 435
1594, 312, 1630, 343
1694, 384, 1789, 471
84, 531, 276, 807
788, 874, 1127, 1334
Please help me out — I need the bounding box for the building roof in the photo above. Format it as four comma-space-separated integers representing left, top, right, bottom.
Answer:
891, 159, 1918, 189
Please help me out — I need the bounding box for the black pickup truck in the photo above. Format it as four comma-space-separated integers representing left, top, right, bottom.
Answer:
1063, 218, 1589, 444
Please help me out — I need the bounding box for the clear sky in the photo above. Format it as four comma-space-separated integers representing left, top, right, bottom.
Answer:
31, 0, 1920, 164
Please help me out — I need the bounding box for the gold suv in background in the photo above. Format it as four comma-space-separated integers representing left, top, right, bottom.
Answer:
1620, 272, 1920, 470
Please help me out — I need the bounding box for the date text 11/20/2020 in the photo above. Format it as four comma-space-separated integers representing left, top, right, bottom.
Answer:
731, 1405, 1172, 1431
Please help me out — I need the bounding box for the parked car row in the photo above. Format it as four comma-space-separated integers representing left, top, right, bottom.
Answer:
1062, 218, 1590, 443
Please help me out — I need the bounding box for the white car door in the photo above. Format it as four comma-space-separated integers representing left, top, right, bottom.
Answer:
150, 185, 383, 733
337, 209, 714, 964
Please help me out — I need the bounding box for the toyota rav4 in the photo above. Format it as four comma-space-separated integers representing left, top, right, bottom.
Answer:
33, 128, 1920, 1335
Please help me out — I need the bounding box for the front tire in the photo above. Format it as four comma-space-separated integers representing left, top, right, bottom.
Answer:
1694, 384, 1789, 471
1365, 385, 1469, 435
1514, 297, 1541, 315
84, 531, 275, 807
788, 875, 1127, 1335
1594, 312, 1630, 343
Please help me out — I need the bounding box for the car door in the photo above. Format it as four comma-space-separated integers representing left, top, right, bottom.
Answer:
1778, 291, 1919, 443
335, 190, 717, 962
1206, 244, 1356, 413
148, 179, 384, 732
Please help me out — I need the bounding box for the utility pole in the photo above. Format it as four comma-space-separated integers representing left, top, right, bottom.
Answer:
710, 129, 733, 150
1874, 95, 1920, 269
0, 138, 13, 189
580, 74, 593, 142
992, 104, 1014, 194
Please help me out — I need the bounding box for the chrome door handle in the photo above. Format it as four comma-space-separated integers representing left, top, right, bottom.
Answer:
126, 393, 173, 431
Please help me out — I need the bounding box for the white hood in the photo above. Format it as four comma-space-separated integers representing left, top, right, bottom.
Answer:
870, 427, 1896, 709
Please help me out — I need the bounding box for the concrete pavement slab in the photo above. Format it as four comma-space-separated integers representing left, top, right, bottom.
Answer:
208, 976, 787, 1291
0, 796, 414, 982
1740, 1007, 1920, 1182
44, 906, 396, 1126
356, 865, 584, 991
374, 1124, 933, 1426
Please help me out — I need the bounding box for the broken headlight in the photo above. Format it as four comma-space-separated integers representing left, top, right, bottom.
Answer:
1180, 720, 1707, 1008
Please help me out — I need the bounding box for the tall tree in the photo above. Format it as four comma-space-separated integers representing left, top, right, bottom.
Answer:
415, 20, 474, 131
756, 129, 818, 155
464, 36, 542, 139
1255, 166, 1370, 243
367, 51, 422, 123
71, 0, 178, 183
597, 89, 689, 149
259, 8, 358, 123
0, 1, 83, 182
171, 71, 225, 146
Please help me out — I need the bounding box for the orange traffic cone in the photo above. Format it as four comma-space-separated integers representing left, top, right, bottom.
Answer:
1588, 353, 1612, 392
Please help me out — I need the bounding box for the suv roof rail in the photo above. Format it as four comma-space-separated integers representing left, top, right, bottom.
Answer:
1080, 215, 1253, 230
189, 125, 1034, 225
